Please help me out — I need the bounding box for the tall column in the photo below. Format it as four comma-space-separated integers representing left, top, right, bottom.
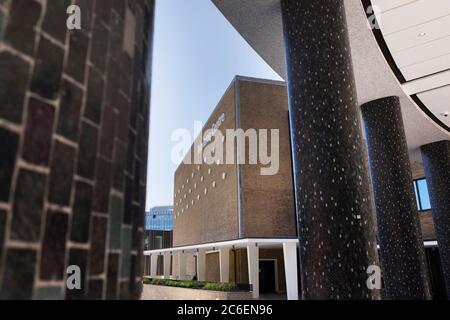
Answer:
0, 1, 154, 300
177, 251, 187, 281
421, 140, 450, 296
150, 254, 158, 278
219, 247, 230, 283
280, 0, 380, 299
247, 244, 259, 299
361, 96, 431, 299
197, 249, 206, 282
283, 242, 299, 300
163, 252, 171, 279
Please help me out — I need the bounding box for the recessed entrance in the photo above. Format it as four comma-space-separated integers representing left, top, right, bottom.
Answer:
259, 260, 276, 293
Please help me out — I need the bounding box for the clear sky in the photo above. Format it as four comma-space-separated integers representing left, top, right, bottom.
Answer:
145, 0, 282, 210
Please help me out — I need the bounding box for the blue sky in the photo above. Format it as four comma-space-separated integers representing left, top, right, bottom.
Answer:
145, 0, 282, 210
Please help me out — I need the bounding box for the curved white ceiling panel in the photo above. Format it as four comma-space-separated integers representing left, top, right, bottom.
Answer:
212, 0, 450, 161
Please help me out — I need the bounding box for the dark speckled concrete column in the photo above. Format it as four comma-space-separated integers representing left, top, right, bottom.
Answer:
361, 96, 431, 300
281, 0, 380, 299
421, 140, 450, 296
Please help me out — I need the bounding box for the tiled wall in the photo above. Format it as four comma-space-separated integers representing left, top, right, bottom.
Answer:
0, 0, 154, 299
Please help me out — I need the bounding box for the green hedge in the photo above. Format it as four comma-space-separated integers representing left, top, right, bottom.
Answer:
143, 277, 240, 292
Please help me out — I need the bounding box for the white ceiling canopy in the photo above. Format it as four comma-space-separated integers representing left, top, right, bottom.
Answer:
212, 0, 450, 161
372, 0, 450, 128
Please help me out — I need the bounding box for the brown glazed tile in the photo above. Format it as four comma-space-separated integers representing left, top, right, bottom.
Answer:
41, 0, 70, 43
22, 98, 55, 166
76, 121, 98, 179
30, 36, 65, 100
48, 141, 76, 206
88, 216, 107, 276
3, 0, 41, 55
112, 141, 127, 192
0, 128, 19, 201
90, 18, 109, 72
65, 31, 89, 83
11, 169, 46, 242
0, 210, 6, 262
0, 248, 37, 299
70, 181, 93, 243
84, 66, 104, 124
57, 80, 83, 142
0, 52, 30, 123
87, 279, 104, 300
99, 105, 116, 159
93, 157, 112, 213
40, 211, 68, 280
95, 0, 112, 26
106, 253, 119, 299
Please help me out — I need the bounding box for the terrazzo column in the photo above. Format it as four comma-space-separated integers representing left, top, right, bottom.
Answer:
421, 140, 450, 297
0, 0, 154, 299
361, 96, 431, 299
280, 0, 380, 299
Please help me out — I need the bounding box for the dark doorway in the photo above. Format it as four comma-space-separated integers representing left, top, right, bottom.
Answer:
425, 247, 448, 300
259, 260, 276, 293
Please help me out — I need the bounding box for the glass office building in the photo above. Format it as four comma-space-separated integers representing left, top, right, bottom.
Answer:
146, 206, 174, 231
